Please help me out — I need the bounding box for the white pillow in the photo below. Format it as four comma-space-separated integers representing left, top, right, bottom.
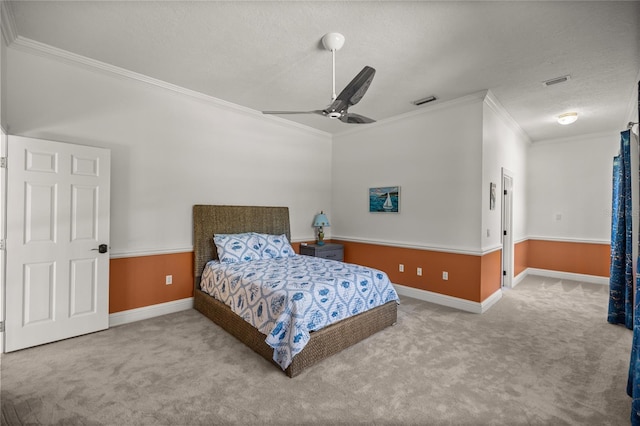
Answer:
213, 233, 263, 264
256, 233, 296, 259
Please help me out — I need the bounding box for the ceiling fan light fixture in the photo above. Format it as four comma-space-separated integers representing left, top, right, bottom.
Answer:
322, 33, 345, 52
557, 112, 578, 125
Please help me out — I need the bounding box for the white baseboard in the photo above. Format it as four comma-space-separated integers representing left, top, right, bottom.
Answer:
512, 270, 529, 288
525, 268, 608, 285
480, 288, 503, 313
109, 297, 194, 327
393, 284, 502, 314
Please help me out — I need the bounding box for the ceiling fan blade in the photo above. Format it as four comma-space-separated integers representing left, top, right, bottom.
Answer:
262, 110, 324, 115
335, 66, 376, 107
339, 112, 376, 124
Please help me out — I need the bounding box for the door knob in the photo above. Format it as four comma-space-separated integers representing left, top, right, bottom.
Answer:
92, 244, 108, 253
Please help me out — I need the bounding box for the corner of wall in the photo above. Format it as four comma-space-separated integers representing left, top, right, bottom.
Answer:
483, 90, 531, 145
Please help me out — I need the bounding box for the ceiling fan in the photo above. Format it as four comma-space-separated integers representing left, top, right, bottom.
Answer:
262, 33, 376, 124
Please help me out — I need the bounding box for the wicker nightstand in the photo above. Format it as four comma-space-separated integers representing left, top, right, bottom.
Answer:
299, 243, 344, 262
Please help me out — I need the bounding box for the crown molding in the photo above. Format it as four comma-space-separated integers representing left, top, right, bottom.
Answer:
1, 0, 17, 46
334, 90, 489, 138
483, 90, 532, 145
10, 36, 331, 138
530, 130, 619, 147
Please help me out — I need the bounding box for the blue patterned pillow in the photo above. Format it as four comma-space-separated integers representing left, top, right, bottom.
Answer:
213, 233, 263, 264
255, 233, 296, 259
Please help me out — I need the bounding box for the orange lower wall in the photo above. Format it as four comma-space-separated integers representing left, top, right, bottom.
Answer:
481, 249, 502, 301
526, 239, 610, 277
108, 238, 610, 313
514, 240, 528, 276
109, 252, 194, 313
109, 244, 311, 314
334, 240, 501, 303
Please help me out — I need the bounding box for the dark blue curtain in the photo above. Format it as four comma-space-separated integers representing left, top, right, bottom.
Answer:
609, 129, 634, 329
629, 81, 640, 425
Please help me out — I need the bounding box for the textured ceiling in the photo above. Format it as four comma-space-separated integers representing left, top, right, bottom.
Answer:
5, 1, 640, 141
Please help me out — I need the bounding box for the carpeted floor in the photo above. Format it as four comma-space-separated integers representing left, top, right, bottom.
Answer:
0, 275, 633, 425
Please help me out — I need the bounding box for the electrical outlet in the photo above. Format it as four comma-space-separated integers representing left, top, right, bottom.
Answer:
165, 275, 173, 285
442, 271, 448, 280
417, 267, 422, 276
399, 264, 404, 272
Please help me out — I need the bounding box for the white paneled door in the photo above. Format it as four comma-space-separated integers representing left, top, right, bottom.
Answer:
5, 136, 110, 352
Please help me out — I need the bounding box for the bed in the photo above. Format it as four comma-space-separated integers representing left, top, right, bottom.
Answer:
193, 205, 398, 377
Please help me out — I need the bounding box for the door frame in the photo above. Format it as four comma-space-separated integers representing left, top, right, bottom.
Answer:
0, 127, 6, 353
501, 168, 514, 288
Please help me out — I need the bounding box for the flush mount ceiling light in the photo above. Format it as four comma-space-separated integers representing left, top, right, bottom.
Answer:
557, 112, 578, 125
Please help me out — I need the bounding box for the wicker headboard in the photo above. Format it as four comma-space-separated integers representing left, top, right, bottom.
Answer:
193, 205, 291, 289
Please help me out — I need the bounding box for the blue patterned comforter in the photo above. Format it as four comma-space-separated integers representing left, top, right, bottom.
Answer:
200, 255, 399, 370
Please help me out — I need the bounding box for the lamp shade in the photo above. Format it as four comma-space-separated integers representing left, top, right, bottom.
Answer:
313, 212, 330, 227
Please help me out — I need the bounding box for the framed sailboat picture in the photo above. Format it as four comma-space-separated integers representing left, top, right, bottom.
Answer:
369, 186, 399, 213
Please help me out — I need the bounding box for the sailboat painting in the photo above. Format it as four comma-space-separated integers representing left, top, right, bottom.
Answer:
369, 186, 399, 213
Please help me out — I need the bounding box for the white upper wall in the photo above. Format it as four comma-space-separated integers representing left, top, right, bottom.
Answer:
1, 13, 6, 130
330, 91, 530, 255
527, 131, 620, 243
5, 40, 625, 257
482, 93, 529, 249
332, 95, 484, 254
6, 46, 333, 256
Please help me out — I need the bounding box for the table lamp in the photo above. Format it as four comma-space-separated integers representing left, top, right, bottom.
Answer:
313, 211, 330, 245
